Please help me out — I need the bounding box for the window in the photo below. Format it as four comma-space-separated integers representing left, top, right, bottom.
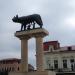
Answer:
1, 61, 3, 64
54, 60, 58, 69
3, 61, 5, 64
9, 67, 11, 71
18, 67, 19, 71
49, 45, 54, 51
68, 47, 72, 51
18, 60, 21, 64
70, 59, 74, 71
63, 59, 67, 68
70, 59, 74, 63
12, 67, 15, 71
46, 60, 51, 69
5, 67, 7, 71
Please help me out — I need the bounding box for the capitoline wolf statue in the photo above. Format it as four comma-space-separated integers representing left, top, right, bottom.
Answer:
12, 14, 43, 31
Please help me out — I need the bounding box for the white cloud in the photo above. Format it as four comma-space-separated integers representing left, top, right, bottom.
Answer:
64, 17, 75, 29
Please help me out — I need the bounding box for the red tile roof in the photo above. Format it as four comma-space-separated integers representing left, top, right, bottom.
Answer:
43, 41, 60, 51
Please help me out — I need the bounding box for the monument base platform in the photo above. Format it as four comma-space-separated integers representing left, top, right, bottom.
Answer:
9, 71, 55, 75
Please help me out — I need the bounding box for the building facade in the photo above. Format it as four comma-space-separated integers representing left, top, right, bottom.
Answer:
0, 58, 34, 72
43, 41, 75, 72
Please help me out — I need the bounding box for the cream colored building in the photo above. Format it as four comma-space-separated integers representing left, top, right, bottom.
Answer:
44, 41, 75, 72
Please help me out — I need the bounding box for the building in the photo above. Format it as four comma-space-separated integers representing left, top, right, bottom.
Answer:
43, 41, 75, 72
0, 58, 34, 72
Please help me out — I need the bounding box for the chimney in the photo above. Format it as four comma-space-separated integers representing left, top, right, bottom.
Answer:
68, 46, 72, 51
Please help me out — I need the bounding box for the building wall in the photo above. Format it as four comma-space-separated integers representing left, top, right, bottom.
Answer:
0, 59, 20, 72
0, 58, 34, 72
44, 52, 75, 70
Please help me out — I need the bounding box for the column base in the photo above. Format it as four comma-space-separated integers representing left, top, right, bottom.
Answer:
9, 71, 56, 75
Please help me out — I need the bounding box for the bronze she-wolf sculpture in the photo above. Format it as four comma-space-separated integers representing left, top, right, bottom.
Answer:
12, 14, 43, 31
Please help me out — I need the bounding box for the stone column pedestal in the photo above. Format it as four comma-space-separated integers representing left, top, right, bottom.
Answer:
36, 36, 44, 71
16, 36, 29, 72
21, 39, 28, 72
9, 71, 56, 75
15, 28, 49, 72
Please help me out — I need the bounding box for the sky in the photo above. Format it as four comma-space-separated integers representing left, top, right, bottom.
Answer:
0, 0, 75, 68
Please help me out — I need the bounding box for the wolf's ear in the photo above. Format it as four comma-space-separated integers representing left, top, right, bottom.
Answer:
16, 15, 18, 18
14, 16, 15, 18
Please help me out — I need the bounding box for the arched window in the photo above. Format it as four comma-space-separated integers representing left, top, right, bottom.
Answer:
18, 67, 19, 71
12, 67, 15, 71
9, 67, 11, 72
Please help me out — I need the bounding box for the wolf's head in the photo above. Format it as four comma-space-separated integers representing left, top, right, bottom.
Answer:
12, 15, 19, 23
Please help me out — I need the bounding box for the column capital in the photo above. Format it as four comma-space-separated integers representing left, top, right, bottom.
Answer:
19, 36, 30, 40
34, 34, 46, 38
15, 28, 49, 39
